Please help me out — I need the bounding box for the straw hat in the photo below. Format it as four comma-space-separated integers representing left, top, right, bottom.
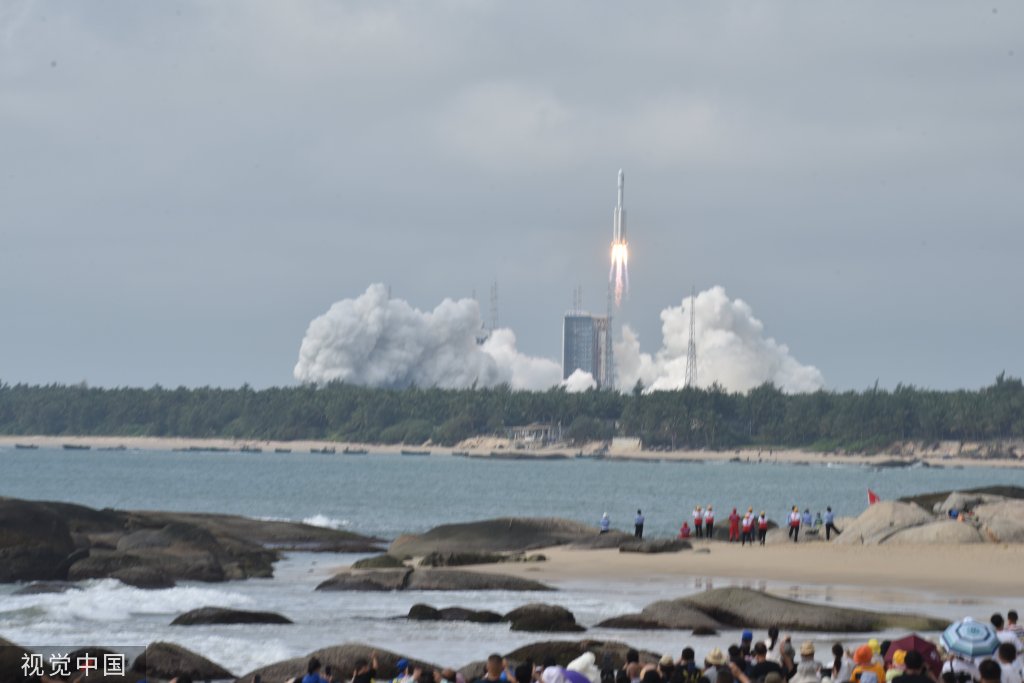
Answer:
892, 650, 907, 667
800, 642, 815, 657
706, 649, 727, 666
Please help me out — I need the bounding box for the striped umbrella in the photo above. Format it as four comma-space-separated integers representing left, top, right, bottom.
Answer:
941, 618, 1000, 658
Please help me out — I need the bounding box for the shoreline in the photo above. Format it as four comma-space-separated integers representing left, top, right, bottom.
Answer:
452, 541, 1024, 599
1, 434, 1023, 469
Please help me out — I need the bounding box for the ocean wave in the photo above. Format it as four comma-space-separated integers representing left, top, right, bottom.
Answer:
303, 514, 351, 529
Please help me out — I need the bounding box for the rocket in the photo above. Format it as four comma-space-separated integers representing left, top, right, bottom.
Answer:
613, 168, 626, 243
609, 169, 629, 306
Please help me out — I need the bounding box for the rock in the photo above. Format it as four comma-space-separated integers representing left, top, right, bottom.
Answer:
618, 539, 692, 553
171, 606, 293, 626
239, 643, 437, 683
901, 485, 1024, 512
352, 554, 407, 569
389, 518, 599, 557
934, 492, 1008, 515
594, 615, 671, 630
132, 641, 234, 681
678, 587, 947, 631
0, 498, 78, 581
637, 601, 723, 630
407, 604, 503, 623
973, 500, 1024, 543
504, 603, 585, 632
111, 565, 176, 589
568, 531, 636, 549
0, 636, 37, 683
832, 501, 934, 545
419, 551, 507, 567
691, 626, 718, 636
885, 521, 984, 544
12, 581, 83, 595
316, 567, 552, 592
69, 549, 223, 583
316, 568, 413, 591
503, 640, 660, 670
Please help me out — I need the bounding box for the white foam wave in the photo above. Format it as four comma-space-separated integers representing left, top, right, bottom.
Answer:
302, 514, 351, 530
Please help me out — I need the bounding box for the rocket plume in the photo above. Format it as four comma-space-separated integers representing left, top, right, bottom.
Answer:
609, 169, 629, 307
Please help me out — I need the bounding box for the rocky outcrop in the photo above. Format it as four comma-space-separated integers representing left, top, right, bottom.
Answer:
636, 600, 723, 630
418, 551, 507, 567
594, 615, 670, 630
503, 640, 660, 670
0, 498, 78, 581
973, 500, 1024, 542
238, 643, 436, 683
316, 567, 553, 592
678, 587, 946, 631
833, 501, 934, 545
504, 604, 585, 632
352, 554, 408, 569
567, 531, 636, 549
618, 539, 692, 553
885, 521, 985, 544
171, 606, 293, 626
0, 496, 384, 586
389, 518, 597, 557
133, 641, 234, 681
0, 637, 37, 683
407, 603, 503, 623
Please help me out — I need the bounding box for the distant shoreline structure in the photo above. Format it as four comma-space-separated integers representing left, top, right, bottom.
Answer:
1, 434, 1022, 469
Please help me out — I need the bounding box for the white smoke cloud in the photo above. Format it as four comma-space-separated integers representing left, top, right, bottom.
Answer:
294, 284, 562, 390
616, 286, 824, 394
562, 368, 597, 393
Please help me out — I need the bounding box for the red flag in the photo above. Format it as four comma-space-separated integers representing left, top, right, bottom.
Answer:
868, 489, 880, 505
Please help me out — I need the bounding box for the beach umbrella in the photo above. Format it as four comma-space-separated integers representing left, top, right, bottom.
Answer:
885, 635, 942, 677
941, 618, 999, 658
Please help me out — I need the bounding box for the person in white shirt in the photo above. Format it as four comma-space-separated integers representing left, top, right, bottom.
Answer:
997, 643, 1022, 683
704, 506, 715, 539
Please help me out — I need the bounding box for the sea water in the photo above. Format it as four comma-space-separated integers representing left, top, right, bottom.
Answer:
1, 448, 1021, 676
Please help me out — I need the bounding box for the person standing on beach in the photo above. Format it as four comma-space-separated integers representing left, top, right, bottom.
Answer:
693, 506, 703, 538
1008, 610, 1024, 639
635, 509, 645, 539
801, 509, 813, 532
729, 508, 740, 543
788, 507, 801, 542
741, 509, 753, 546
600, 512, 611, 534
824, 507, 840, 540
704, 506, 715, 540
758, 512, 769, 546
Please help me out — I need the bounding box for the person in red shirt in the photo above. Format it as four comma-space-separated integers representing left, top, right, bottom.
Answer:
693, 506, 703, 538
728, 508, 740, 543
741, 509, 753, 546
678, 522, 691, 539
758, 512, 769, 545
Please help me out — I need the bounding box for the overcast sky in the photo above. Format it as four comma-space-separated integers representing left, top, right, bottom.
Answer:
2, 1, 1021, 391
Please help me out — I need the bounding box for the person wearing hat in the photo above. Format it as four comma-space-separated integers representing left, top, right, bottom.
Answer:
657, 654, 675, 683
693, 506, 704, 538
884, 650, 907, 683
757, 512, 769, 546
703, 649, 728, 679
704, 505, 715, 539
851, 645, 885, 683
741, 509, 754, 546
600, 512, 611, 534
739, 631, 754, 662
890, 651, 931, 683
728, 508, 741, 543
790, 643, 822, 683
392, 659, 414, 683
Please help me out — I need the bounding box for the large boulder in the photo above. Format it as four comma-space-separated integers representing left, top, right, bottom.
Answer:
568, 531, 636, 549
171, 606, 293, 626
405, 569, 553, 592
389, 518, 597, 557
594, 615, 671, 630
407, 604, 503, 623
315, 567, 552, 592
833, 501, 934, 545
504, 604, 585, 632
238, 644, 436, 683
316, 568, 413, 591
973, 500, 1024, 543
352, 554, 407, 569
0, 637, 37, 683
678, 587, 946, 631
637, 600, 723, 630
0, 498, 78, 581
885, 521, 985, 544
133, 642, 234, 681
933, 492, 1008, 515
505, 641, 659, 670
69, 549, 221, 584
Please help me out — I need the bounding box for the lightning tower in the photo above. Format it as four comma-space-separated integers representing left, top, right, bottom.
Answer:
685, 286, 698, 388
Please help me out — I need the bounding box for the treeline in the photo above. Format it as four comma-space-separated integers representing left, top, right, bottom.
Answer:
1, 374, 1023, 451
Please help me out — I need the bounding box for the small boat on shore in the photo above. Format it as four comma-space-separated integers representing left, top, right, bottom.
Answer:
63, 444, 91, 451
14, 444, 38, 450
310, 447, 336, 454
400, 449, 431, 456
342, 447, 368, 455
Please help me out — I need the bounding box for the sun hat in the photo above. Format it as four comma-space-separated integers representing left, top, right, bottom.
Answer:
741, 630, 753, 642
892, 650, 907, 667
706, 649, 727, 666
659, 655, 674, 667
868, 639, 880, 655
800, 642, 815, 657
854, 646, 873, 665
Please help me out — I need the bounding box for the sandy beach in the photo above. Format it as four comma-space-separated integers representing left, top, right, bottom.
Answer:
2, 434, 1022, 469
464, 542, 1024, 598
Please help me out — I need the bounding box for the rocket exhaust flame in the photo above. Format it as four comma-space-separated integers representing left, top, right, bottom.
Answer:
610, 169, 629, 307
